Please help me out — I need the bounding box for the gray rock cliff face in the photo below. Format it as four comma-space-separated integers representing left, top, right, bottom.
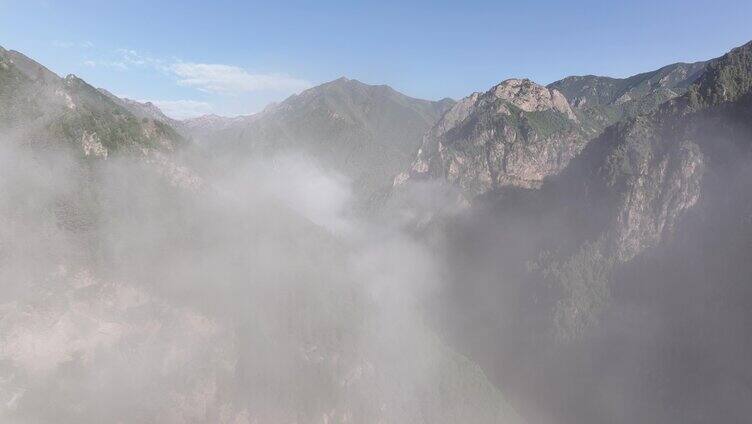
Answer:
400, 79, 585, 197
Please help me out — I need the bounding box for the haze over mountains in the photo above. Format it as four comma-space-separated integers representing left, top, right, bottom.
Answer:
0, 45, 519, 423
103, 55, 711, 204
1, 39, 752, 424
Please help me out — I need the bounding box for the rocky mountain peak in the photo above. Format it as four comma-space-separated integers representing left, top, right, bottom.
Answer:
298, 76, 398, 101
492, 78, 578, 121
399, 77, 586, 196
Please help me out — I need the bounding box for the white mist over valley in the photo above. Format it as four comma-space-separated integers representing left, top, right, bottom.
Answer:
1, 30, 752, 424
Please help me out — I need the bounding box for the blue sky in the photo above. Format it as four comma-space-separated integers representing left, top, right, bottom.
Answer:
1, 0, 750, 118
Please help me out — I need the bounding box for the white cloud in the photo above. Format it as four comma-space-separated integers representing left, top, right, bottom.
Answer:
145, 99, 214, 119
87, 48, 311, 107
116, 49, 157, 67
108, 49, 311, 95
169, 62, 312, 94
83, 60, 128, 70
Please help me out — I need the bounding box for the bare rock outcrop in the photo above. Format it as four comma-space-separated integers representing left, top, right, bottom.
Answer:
399, 79, 585, 198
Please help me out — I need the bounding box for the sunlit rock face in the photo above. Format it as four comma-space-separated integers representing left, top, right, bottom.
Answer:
491, 78, 578, 121
401, 79, 586, 198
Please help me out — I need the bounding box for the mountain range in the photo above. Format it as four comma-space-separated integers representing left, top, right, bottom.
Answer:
1, 39, 752, 424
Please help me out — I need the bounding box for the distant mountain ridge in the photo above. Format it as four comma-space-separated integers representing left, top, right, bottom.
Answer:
549, 60, 707, 134
97, 88, 179, 126
65, 55, 707, 207
184, 76, 455, 203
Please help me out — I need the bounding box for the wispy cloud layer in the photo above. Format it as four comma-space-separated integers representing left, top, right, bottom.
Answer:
87, 48, 311, 95
83, 59, 128, 70
80, 48, 311, 117
170, 62, 312, 94
116, 48, 166, 68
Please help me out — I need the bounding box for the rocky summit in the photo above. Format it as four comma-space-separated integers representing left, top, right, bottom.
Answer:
399, 78, 586, 196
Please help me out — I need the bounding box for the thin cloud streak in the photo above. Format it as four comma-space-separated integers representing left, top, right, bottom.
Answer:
170, 62, 312, 94
53, 40, 94, 49
83, 59, 128, 70
83, 48, 311, 115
